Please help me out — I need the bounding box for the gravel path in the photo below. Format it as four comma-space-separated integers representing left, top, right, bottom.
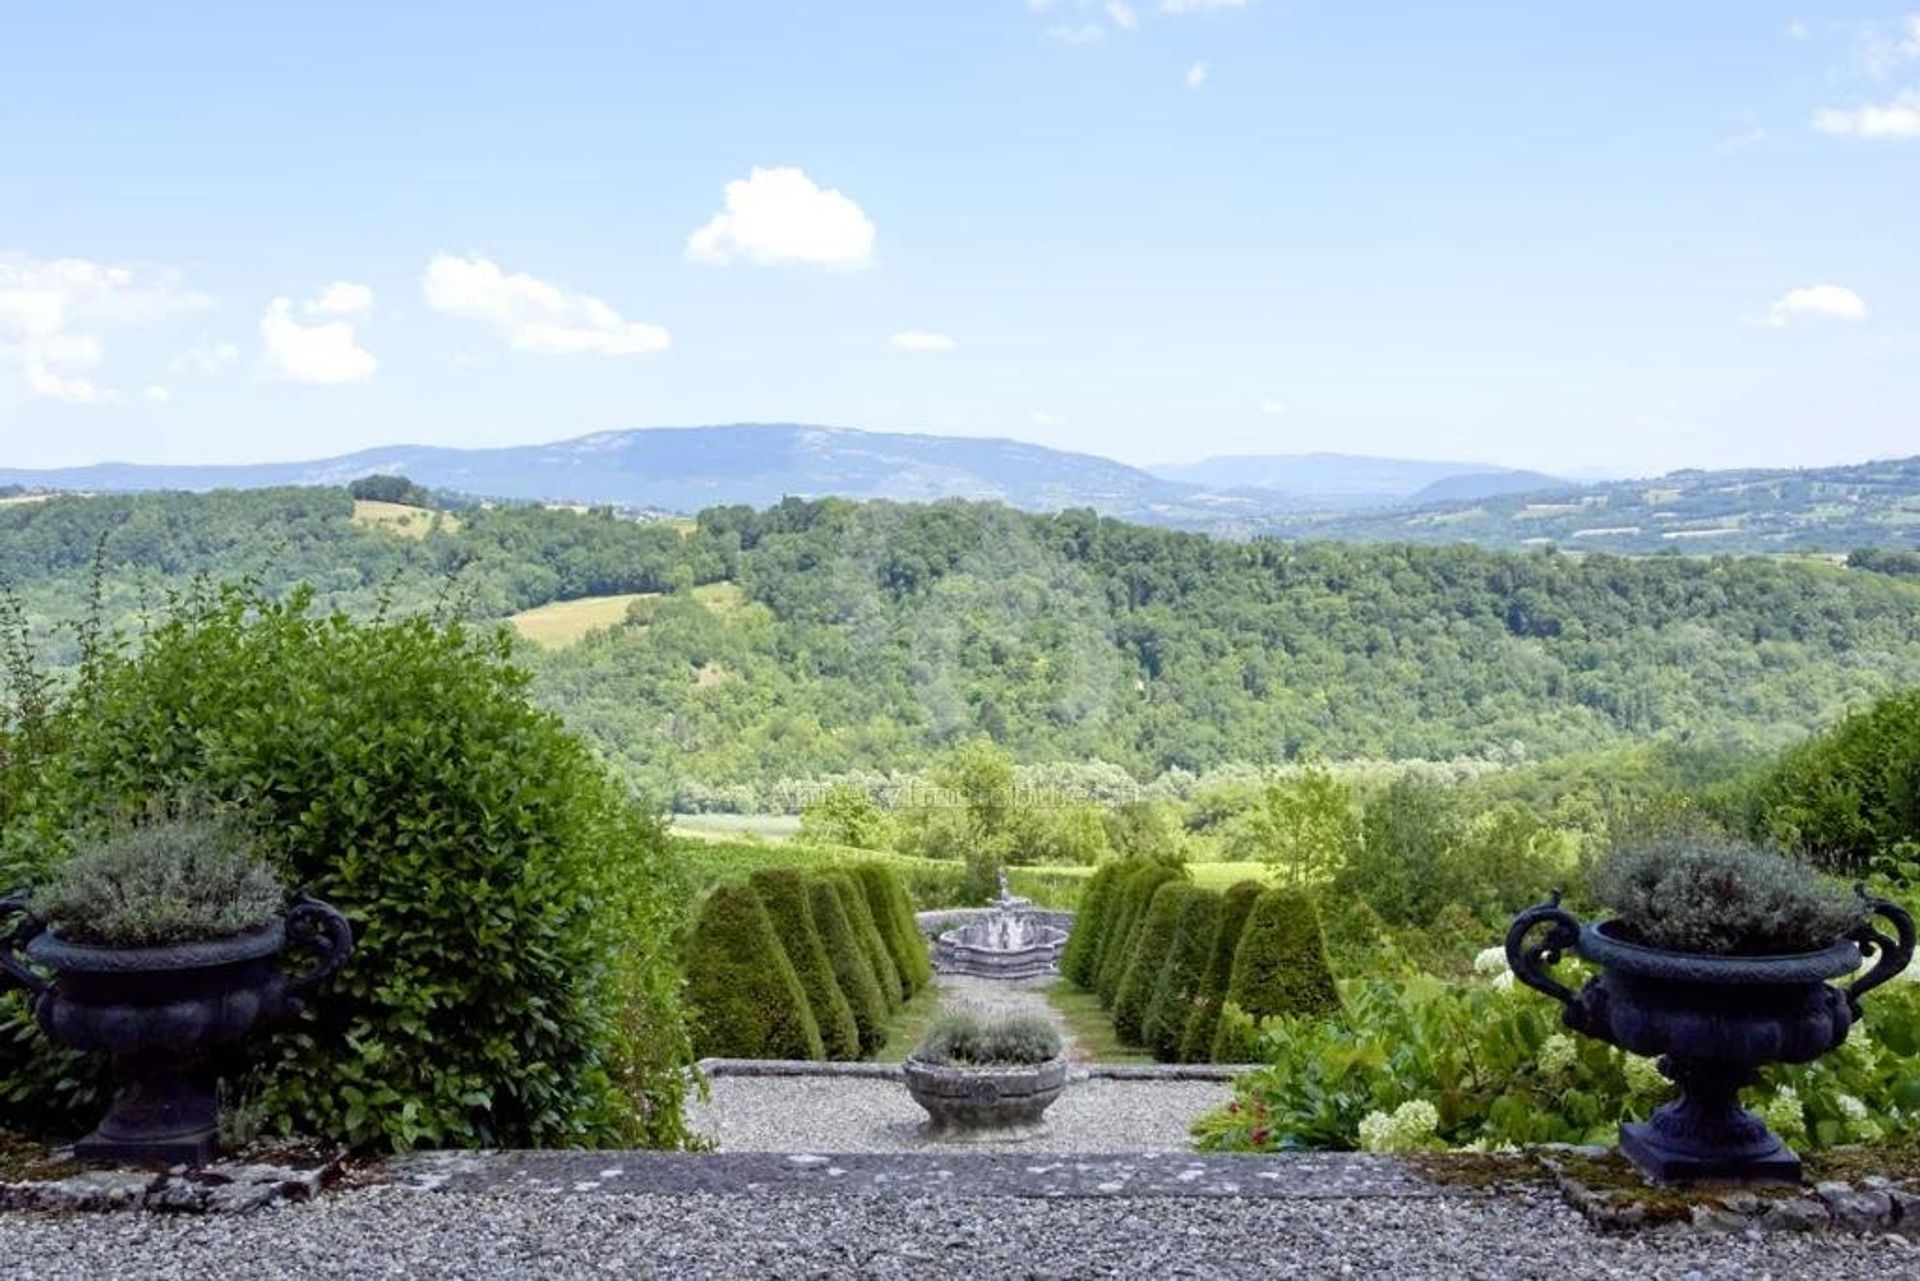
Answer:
2, 1180, 1915, 1279
687, 1074, 1230, 1152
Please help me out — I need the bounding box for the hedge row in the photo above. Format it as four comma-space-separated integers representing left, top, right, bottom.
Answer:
683, 861, 931, 1060
1060, 861, 1340, 1063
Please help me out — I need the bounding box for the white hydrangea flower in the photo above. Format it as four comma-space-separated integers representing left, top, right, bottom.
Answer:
1837, 1093, 1869, 1122
1622, 1054, 1668, 1096
1757, 1086, 1806, 1144
1474, 946, 1510, 976
1357, 1099, 1441, 1153
1492, 970, 1516, 993
1537, 1033, 1578, 1076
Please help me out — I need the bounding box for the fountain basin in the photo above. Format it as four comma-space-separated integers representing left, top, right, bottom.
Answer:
928, 907, 1070, 979
903, 1055, 1069, 1140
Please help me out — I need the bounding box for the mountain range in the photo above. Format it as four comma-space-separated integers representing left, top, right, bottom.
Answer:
4, 424, 1916, 553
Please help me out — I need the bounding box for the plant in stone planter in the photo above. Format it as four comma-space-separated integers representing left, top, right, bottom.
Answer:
0, 817, 353, 1166
1506, 838, 1914, 1183
903, 1009, 1067, 1140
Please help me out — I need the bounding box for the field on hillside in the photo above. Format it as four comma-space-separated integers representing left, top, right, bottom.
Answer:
510, 593, 659, 648
350, 499, 458, 538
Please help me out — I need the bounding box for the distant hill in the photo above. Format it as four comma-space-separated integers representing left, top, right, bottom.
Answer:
1405, 470, 1569, 505
1148, 452, 1557, 507
1262, 456, 1920, 554
0, 424, 1288, 530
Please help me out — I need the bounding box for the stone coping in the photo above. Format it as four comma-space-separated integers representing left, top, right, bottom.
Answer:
695, 1058, 1255, 1082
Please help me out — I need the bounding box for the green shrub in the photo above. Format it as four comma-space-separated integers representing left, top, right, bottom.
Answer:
749, 869, 861, 1060
797, 783, 892, 851
1058, 862, 1126, 987
1112, 883, 1194, 1045
683, 883, 823, 1060
30, 816, 284, 947
1180, 879, 1264, 1063
1095, 862, 1183, 1004
914, 1009, 1062, 1067
1592, 837, 1866, 956
0, 585, 694, 1151
1756, 687, 1920, 874
828, 871, 903, 1006
1213, 888, 1340, 1061
1193, 976, 1920, 1154
853, 862, 931, 993
1142, 888, 1222, 1062
806, 876, 891, 1056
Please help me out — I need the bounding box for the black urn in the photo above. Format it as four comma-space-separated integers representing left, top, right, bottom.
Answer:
0, 894, 352, 1166
1506, 891, 1913, 1183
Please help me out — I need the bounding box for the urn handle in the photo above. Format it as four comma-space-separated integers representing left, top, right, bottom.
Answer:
277, 892, 354, 1007
0, 894, 49, 1000
1844, 891, 1916, 1018
1505, 891, 1582, 1008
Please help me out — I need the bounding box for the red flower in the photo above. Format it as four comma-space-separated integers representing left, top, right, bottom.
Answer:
1227, 1102, 1240, 1115
1250, 1128, 1270, 1146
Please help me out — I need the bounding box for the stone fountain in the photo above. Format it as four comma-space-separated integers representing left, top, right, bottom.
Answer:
927, 873, 1070, 980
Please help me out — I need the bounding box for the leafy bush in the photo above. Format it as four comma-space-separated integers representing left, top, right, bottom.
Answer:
1756, 687, 1920, 875
30, 817, 284, 947
1593, 838, 1866, 955
1142, 888, 1222, 1062
1094, 862, 1183, 1004
852, 862, 932, 993
1179, 879, 1264, 1063
914, 1008, 1062, 1067
1194, 975, 1920, 1153
1112, 883, 1194, 1044
683, 882, 822, 1060
807, 877, 891, 1055
1058, 862, 1126, 987
827, 871, 903, 1006
796, 783, 893, 851
748, 870, 861, 1060
346, 474, 433, 506
1213, 888, 1340, 1061
1, 585, 696, 1151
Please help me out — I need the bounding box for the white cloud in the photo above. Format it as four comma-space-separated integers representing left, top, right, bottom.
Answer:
260, 298, 377, 384
306, 280, 373, 316
1105, 1, 1138, 30
1260, 398, 1287, 415
1906, 13, 1920, 56
422, 254, 671, 355
1814, 91, 1920, 138
890, 330, 957, 352
0, 252, 208, 404
1030, 410, 1064, 427
173, 340, 240, 374
1787, 19, 1810, 40
1161, 0, 1250, 11
1760, 284, 1869, 328
1186, 61, 1210, 88
143, 384, 170, 404
1046, 22, 1106, 44
686, 167, 876, 268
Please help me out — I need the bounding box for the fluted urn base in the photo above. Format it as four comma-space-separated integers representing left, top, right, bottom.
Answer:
1618, 1060, 1799, 1184
74, 1058, 220, 1166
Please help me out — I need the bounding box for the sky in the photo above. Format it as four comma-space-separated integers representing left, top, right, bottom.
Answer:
1, 2, 1917, 478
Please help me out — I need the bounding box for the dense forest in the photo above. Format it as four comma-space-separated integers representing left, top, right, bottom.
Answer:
7, 487, 1920, 802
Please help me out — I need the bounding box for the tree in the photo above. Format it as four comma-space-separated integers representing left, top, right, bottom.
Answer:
797, 783, 892, 850
1213, 888, 1341, 1062
1180, 879, 1264, 1063
1142, 888, 1222, 1062
1229, 762, 1360, 886
807, 876, 891, 1055
684, 884, 823, 1061
348, 474, 432, 506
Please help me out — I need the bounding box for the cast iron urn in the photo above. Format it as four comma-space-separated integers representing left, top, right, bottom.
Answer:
0, 893, 353, 1166
1506, 889, 1914, 1184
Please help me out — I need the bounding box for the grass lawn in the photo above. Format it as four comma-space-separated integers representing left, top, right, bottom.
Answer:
1044, 979, 1154, 1065
508, 592, 658, 648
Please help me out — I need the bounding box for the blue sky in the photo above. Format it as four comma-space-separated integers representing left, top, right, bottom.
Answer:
2, 2, 1916, 476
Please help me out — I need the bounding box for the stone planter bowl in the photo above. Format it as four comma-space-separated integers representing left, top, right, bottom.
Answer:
902, 1055, 1069, 1141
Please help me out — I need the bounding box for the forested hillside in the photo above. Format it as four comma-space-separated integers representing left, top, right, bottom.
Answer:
8, 488, 1920, 800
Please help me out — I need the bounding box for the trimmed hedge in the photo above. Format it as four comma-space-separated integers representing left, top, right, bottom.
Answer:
684, 882, 823, 1060
1112, 882, 1195, 1044
1212, 887, 1341, 1062
1095, 863, 1183, 1004
1181, 879, 1265, 1063
1059, 862, 1126, 987
750, 869, 861, 1061
1143, 888, 1223, 1062
828, 871, 903, 1008
808, 876, 891, 1055
853, 862, 932, 994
